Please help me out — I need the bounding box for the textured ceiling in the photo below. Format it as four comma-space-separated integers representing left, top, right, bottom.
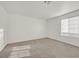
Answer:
0, 1, 79, 19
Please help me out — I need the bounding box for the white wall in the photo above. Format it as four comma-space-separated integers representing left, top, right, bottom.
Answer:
8, 14, 47, 43
47, 10, 79, 47
0, 6, 8, 51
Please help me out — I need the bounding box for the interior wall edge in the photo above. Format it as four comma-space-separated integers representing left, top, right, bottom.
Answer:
47, 9, 79, 20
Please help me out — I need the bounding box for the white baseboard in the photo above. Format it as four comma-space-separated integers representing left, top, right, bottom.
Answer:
49, 36, 79, 47
8, 37, 47, 44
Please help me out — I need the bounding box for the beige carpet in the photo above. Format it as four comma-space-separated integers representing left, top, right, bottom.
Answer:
0, 38, 79, 58
9, 45, 31, 58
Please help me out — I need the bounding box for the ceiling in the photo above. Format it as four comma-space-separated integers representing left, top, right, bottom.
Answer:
0, 1, 79, 19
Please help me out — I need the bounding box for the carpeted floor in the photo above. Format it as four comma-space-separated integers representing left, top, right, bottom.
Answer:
0, 38, 79, 58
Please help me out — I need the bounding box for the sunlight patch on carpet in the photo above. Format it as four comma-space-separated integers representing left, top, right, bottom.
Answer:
9, 45, 31, 58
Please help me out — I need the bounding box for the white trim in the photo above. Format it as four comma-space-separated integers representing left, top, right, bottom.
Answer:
48, 36, 79, 47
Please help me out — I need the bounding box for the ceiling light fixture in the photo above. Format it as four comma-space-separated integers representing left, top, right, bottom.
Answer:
43, 1, 52, 7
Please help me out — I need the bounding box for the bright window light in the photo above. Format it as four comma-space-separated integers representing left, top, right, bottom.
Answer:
61, 16, 79, 37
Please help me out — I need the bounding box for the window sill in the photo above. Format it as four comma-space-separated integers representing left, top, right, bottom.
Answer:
61, 32, 79, 38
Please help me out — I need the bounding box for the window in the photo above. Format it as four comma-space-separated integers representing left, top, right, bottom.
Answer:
0, 29, 4, 51
61, 16, 79, 37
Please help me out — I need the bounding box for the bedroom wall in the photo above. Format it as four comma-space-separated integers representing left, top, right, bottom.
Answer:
47, 9, 79, 47
0, 6, 8, 51
8, 14, 47, 43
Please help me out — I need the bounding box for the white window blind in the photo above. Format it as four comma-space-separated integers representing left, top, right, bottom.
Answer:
61, 19, 68, 33
61, 16, 79, 37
